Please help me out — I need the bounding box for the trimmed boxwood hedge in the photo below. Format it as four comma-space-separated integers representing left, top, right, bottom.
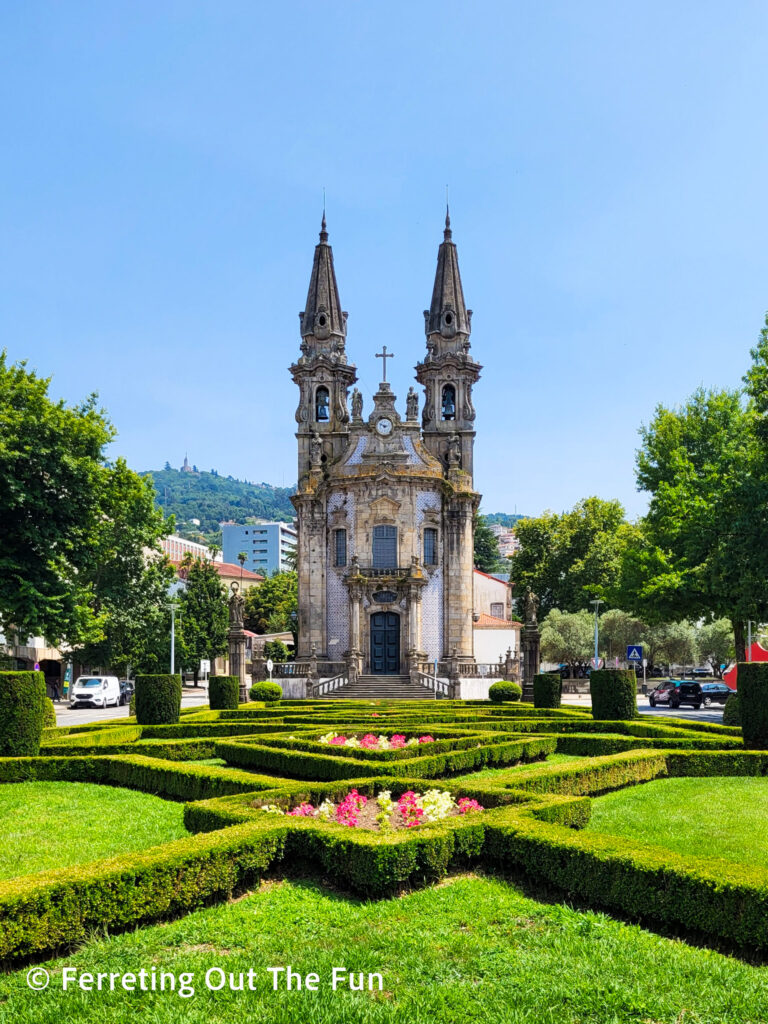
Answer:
250, 681, 282, 703
488, 681, 522, 703
723, 693, 741, 727
6, 697, 768, 960
216, 736, 557, 780
738, 662, 768, 748
43, 697, 57, 728
590, 669, 638, 721
0, 822, 286, 961
0, 671, 46, 756
134, 674, 182, 725
209, 675, 240, 710
533, 673, 562, 709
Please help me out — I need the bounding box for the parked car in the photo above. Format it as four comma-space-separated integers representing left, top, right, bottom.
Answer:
690, 667, 715, 679
697, 681, 735, 707
118, 679, 135, 706
69, 675, 121, 708
670, 682, 707, 709
648, 679, 680, 707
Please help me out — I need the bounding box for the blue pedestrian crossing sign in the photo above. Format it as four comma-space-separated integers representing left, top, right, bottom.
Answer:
626, 645, 643, 662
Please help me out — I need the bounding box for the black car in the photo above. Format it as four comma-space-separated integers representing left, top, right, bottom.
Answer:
118, 679, 135, 706
648, 680, 680, 707
697, 682, 735, 707
669, 681, 734, 710
670, 682, 706, 709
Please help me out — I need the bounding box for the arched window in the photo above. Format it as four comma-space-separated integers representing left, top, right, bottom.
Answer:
315, 386, 330, 422
441, 384, 456, 421
372, 525, 397, 568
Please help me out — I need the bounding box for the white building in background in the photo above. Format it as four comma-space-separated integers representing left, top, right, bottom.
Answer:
160, 534, 215, 562
488, 522, 521, 559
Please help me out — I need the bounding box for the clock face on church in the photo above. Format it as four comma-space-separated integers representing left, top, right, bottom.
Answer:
376, 417, 393, 436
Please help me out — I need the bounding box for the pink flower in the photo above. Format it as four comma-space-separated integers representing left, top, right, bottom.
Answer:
457, 798, 484, 815
390, 734, 407, 749
418, 735, 435, 744
360, 733, 379, 749
335, 789, 367, 827
288, 802, 317, 817
329, 735, 347, 746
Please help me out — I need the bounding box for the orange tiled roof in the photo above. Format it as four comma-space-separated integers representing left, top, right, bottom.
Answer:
475, 613, 520, 629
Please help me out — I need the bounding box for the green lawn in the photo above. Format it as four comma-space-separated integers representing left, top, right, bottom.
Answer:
460, 753, 582, 781
0, 782, 189, 881
587, 777, 768, 868
1, 874, 766, 1023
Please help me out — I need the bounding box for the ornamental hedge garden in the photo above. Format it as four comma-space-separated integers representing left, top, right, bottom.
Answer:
1, 689, 767, 964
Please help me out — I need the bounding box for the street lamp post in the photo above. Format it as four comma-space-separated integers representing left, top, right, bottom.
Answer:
590, 599, 603, 668
170, 601, 177, 674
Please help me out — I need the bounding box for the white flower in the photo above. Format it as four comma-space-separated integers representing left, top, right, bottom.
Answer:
259, 804, 285, 815
317, 799, 336, 819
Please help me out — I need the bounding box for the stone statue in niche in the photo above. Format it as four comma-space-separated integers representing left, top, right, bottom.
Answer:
228, 582, 245, 629
310, 431, 323, 467
406, 386, 419, 420
351, 388, 363, 421
447, 433, 461, 467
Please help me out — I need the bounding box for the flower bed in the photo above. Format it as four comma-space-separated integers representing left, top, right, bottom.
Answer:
257, 788, 483, 830
319, 733, 434, 750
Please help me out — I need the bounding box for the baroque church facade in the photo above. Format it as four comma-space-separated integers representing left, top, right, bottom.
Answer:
290, 213, 481, 677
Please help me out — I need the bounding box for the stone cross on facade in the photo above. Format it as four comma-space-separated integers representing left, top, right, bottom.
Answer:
375, 345, 394, 382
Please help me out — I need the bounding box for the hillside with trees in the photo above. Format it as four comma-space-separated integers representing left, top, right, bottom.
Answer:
144, 467, 296, 542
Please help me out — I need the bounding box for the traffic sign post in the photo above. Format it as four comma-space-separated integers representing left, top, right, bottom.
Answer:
626, 645, 643, 663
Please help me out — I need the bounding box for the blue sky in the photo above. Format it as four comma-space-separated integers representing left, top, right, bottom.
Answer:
2, 2, 767, 519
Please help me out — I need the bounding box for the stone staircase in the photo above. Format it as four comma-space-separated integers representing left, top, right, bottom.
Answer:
321, 674, 438, 700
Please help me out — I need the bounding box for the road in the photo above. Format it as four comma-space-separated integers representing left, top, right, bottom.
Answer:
563, 693, 725, 725
53, 690, 726, 727
54, 687, 210, 726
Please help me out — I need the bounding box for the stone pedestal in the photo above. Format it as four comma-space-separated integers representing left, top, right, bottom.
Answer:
228, 627, 248, 703
521, 625, 540, 702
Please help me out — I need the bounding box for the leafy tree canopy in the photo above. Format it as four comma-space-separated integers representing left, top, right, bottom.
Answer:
177, 557, 229, 680
617, 383, 768, 658
540, 609, 593, 677
0, 354, 171, 648
510, 497, 636, 615
244, 572, 298, 635
474, 514, 505, 574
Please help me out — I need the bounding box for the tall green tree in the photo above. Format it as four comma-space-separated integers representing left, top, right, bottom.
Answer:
510, 497, 636, 615
177, 557, 229, 684
598, 609, 646, 663
71, 459, 174, 671
0, 354, 174, 651
623, 385, 768, 659
696, 619, 735, 679
0, 353, 114, 642
473, 514, 504, 574
540, 608, 594, 678
244, 572, 298, 635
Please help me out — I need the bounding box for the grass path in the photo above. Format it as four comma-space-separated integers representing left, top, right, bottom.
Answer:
587, 777, 768, 868
1, 874, 766, 1023
0, 781, 189, 881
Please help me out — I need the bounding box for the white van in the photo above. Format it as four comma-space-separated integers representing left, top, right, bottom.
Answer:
69, 675, 121, 708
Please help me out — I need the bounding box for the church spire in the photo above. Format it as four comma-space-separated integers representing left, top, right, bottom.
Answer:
424, 206, 472, 346
299, 212, 347, 352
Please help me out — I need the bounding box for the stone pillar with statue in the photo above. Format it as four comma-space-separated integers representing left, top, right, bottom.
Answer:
521, 588, 541, 702
227, 582, 249, 703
